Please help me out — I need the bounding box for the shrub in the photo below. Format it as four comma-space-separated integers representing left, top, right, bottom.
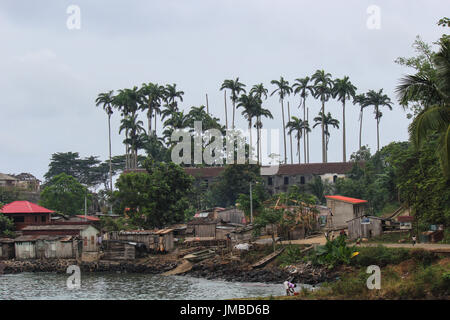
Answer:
410, 249, 437, 265
350, 246, 410, 267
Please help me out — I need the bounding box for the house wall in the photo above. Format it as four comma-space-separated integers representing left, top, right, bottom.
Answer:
326, 199, 355, 228
8, 213, 51, 230
80, 226, 99, 252
193, 224, 216, 238
348, 217, 383, 239
0, 243, 15, 259
15, 242, 36, 259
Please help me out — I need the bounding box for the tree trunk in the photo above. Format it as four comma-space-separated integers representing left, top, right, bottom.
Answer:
232, 100, 236, 130
287, 102, 293, 164
376, 105, 380, 151
281, 99, 287, 164
307, 107, 310, 163
342, 100, 346, 162
108, 114, 113, 192
321, 99, 326, 163
224, 90, 228, 130
148, 108, 152, 137
249, 119, 253, 161
154, 109, 157, 136
298, 136, 301, 164
303, 97, 307, 164
359, 108, 363, 150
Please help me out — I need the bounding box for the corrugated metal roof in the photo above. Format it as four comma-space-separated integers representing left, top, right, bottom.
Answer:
14, 235, 76, 242
0, 201, 54, 214
325, 195, 368, 204
22, 224, 91, 231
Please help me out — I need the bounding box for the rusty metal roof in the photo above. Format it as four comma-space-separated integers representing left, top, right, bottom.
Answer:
14, 235, 76, 242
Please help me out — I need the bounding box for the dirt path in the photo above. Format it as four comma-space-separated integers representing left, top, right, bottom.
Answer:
281, 235, 450, 252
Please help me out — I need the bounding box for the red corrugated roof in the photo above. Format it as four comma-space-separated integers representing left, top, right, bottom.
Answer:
0, 201, 54, 214
325, 195, 368, 204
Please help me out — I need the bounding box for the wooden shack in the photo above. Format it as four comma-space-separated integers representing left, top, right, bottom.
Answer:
0, 238, 15, 260
110, 228, 174, 253
217, 208, 246, 225
102, 240, 136, 260
347, 216, 384, 240
188, 218, 218, 238
14, 235, 80, 259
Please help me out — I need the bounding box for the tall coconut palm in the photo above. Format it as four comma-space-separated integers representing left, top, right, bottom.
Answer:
139, 82, 165, 136
161, 84, 184, 123
250, 84, 270, 162
95, 90, 115, 192
237, 94, 260, 161
293, 77, 314, 163
313, 112, 340, 159
119, 114, 146, 169
270, 77, 292, 164
353, 93, 369, 151
286, 116, 311, 164
311, 70, 333, 163
332, 76, 357, 162
365, 89, 393, 151
220, 78, 247, 129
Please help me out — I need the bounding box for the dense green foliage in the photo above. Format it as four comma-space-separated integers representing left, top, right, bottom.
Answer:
113, 160, 194, 228
306, 235, 357, 269
39, 173, 91, 216
0, 209, 14, 237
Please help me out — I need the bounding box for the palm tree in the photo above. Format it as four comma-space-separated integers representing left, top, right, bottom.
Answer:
365, 89, 393, 151
313, 112, 340, 158
251, 84, 270, 162
311, 70, 333, 162
237, 94, 259, 161
220, 78, 247, 129
270, 77, 293, 164
162, 110, 189, 144
397, 36, 450, 176
95, 90, 115, 192
139, 82, 165, 136
161, 84, 184, 123
293, 77, 314, 163
353, 93, 369, 151
332, 76, 357, 162
286, 116, 311, 163
119, 114, 146, 169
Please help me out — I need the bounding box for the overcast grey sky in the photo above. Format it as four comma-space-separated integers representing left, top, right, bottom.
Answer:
0, 0, 447, 181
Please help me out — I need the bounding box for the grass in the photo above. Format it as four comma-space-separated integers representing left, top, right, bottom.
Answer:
365, 231, 411, 244
243, 247, 450, 300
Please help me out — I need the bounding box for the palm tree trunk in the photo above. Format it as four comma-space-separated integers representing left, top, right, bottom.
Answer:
359, 108, 363, 150
281, 99, 287, 164
148, 109, 152, 137
249, 119, 253, 161
154, 110, 157, 136
342, 100, 346, 162
232, 100, 236, 130
303, 97, 307, 164
307, 107, 310, 163
376, 105, 380, 151
298, 136, 301, 164
287, 101, 293, 164
108, 114, 113, 192
224, 90, 228, 130
321, 99, 326, 163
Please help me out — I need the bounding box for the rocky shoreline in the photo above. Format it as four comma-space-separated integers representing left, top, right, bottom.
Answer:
0, 258, 338, 285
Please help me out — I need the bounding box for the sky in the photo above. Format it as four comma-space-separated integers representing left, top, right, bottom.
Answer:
0, 0, 447, 181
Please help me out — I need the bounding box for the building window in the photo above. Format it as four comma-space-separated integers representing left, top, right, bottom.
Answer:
333, 175, 338, 183
34, 216, 38, 223
268, 177, 273, 186
13, 216, 24, 223
41, 216, 46, 223
300, 176, 305, 185
284, 177, 289, 185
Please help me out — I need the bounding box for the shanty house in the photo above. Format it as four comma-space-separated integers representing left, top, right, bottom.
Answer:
217, 208, 246, 225
347, 216, 384, 240
21, 224, 99, 252
325, 195, 368, 229
188, 218, 218, 238
109, 228, 175, 253
0, 201, 53, 230
14, 235, 80, 259
0, 173, 18, 188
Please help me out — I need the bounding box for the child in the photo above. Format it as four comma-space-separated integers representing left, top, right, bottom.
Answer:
412, 235, 417, 246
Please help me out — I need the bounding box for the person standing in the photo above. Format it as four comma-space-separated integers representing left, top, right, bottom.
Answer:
412, 235, 417, 246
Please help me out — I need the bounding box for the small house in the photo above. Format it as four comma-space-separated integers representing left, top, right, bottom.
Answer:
14, 235, 80, 260
0, 201, 53, 230
110, 228, 175, 253
102, 240, 137, 260
21, 224, 99, 252
347, 215, 384, 240
325, 195, 368, 229
217, 208, 246, 225
187, 218, 218, 238
397, 216, 414, 230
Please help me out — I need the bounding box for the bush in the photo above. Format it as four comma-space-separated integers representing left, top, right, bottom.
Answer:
410, 249, 437, 265
278, 245, 304, 266
350, 246, 410, 267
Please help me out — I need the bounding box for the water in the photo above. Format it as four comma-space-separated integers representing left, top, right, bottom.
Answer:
0, 273, 315, 300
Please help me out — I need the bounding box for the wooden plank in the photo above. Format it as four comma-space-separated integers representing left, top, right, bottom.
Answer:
251, 247, 285, 269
